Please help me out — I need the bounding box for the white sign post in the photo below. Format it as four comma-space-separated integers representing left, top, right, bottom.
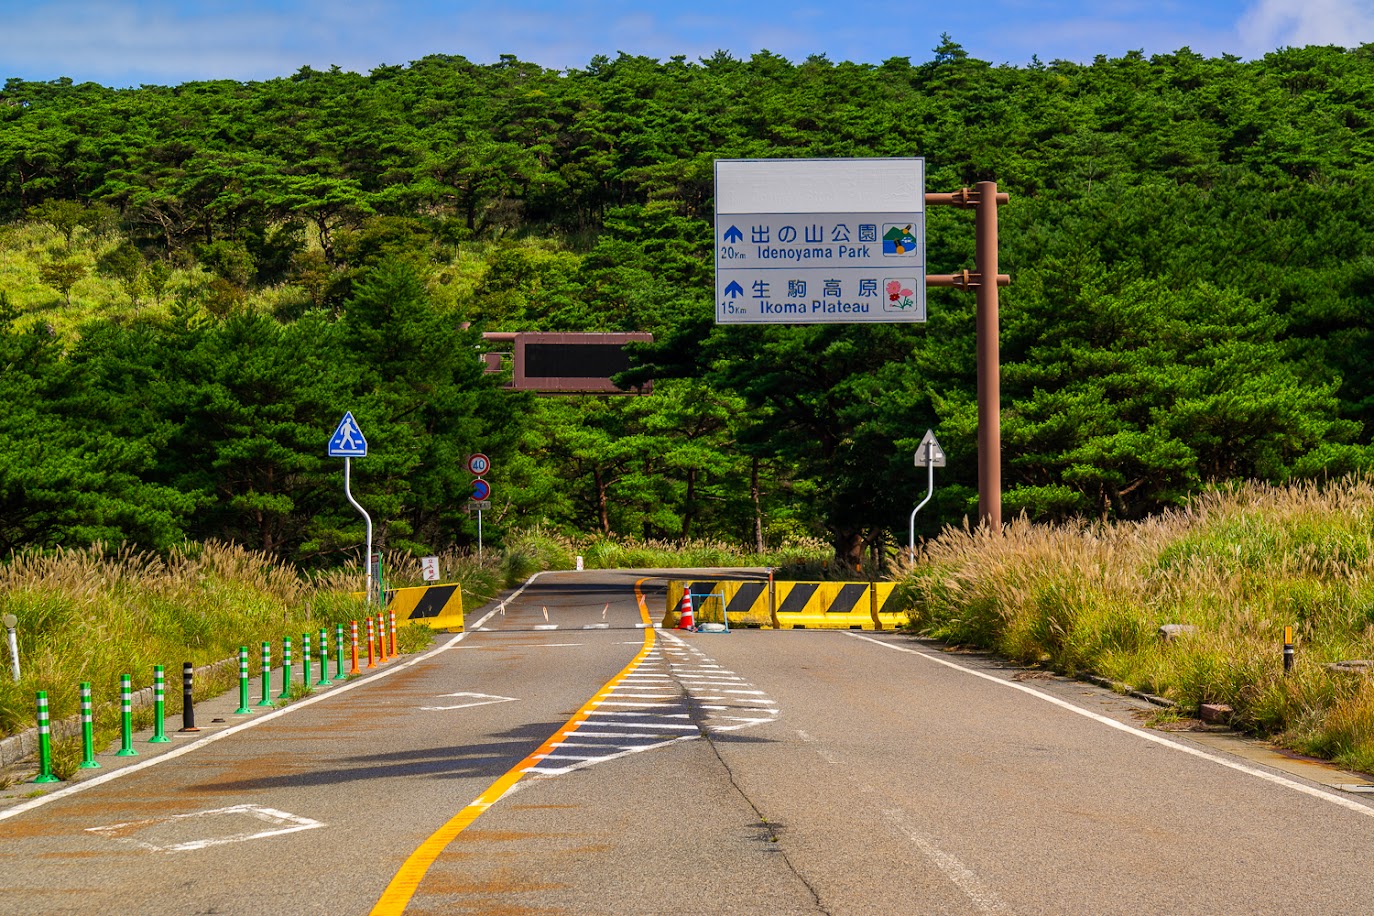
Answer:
909, 429, 946, 564
3, 613, 18, 682
328, 412, 373, 604
715, 158, 925, 324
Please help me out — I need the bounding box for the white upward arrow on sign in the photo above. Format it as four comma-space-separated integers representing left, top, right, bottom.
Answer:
916, 429, 946, 468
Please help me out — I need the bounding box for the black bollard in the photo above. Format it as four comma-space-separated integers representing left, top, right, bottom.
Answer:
179, 661, 200, 732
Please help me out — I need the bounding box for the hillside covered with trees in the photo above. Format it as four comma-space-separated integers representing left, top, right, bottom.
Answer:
2, 38, 1373, 571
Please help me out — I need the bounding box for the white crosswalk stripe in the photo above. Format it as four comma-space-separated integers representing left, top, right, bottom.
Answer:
519, 633, 780, 776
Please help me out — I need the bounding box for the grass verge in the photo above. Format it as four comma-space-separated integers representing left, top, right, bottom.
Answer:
901, 477, 1374, 773
0, 541, 367, 739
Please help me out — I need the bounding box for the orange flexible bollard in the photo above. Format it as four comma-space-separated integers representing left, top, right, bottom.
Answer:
376, 612, 388, 662
366, 616, 377, 669
389, 609, 398, 657
349, 620, 360, 675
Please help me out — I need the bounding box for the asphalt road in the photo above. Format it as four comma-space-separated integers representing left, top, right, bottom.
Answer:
3, 569, 1374, 915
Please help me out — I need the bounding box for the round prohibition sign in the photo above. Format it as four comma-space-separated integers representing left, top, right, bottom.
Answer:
466, 453, 491, 475
471, 478, 492, 501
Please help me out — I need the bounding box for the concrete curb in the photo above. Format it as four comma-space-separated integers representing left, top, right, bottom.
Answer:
0, 655, 238, 768
1081, 672, 1175, 709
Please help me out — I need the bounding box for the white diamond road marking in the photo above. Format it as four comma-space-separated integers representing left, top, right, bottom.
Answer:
420, 691, 519, 711
87, 804, 324, 853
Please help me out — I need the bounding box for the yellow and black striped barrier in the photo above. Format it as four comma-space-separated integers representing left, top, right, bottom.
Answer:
383, 583, 465, 632
662, 579, 908, 630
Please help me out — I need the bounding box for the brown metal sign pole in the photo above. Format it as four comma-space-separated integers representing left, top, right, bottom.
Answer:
927, 182, 1010, 529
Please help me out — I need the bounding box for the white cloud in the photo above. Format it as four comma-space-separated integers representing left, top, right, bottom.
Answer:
1238, 0, 1374, 54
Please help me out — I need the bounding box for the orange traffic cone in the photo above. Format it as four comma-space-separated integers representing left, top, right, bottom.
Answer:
676, 590, 694, 630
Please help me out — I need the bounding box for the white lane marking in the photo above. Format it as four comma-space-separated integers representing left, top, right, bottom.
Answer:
567, 726, 698, 736
848, 633, 1374, 819
534, 625, 559, 630
590, 722, 699, 731
86, 804, 324, 853
455, 643, 585, 649
882, 807, 1008, 913
0, 574, 543, 822
517, 735, 697, 778
419, 692, 519, 711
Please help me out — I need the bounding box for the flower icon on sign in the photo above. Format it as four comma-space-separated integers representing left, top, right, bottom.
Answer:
886, 279, 915, 310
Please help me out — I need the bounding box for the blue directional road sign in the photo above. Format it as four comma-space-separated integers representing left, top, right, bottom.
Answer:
714, 158, 926, 325
328, 412, 368, 457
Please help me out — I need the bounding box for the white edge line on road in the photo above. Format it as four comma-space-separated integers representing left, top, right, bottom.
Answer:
0, 574, 545, 822
846, 632, 1374, 819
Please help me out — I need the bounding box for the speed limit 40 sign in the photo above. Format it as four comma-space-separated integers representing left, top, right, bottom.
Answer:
466, 453, 491, 475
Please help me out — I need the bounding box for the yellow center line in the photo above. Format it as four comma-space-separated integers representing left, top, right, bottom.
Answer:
370, 579, 658, 915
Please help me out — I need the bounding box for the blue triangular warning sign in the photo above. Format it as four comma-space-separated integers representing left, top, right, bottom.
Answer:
328, 412, 368, 457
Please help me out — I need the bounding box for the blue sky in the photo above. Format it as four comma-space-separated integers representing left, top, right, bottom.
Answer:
1, 0, 1371, 87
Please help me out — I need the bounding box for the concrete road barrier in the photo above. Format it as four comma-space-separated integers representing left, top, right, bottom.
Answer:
662, 579, 908, 630
384, 584, 465, 632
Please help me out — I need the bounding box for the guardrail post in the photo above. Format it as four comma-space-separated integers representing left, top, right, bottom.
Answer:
79, 682, 100, 769
118, 673, 139, 753
316, 628, 332, 686
179, 662, 199, 733
1284, 625, 1295, 673
258, 642, 274, 707
33, 691, 59, 783
278, 637, 293, 700
150, 665, 170, 742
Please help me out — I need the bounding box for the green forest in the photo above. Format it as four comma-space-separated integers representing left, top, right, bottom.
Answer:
3, 38, 1373, 572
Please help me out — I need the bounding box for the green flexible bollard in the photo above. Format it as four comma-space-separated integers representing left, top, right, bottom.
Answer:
116, 674, 138, 756
335, 625, 346, 680
79, 682, 100, 769
235, 646, 252, 714
33, 691, 60, 783
316, 628, 331, 686
257, 642, 274, 707
149, 665, 170, 742
277, 637, 293, 700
